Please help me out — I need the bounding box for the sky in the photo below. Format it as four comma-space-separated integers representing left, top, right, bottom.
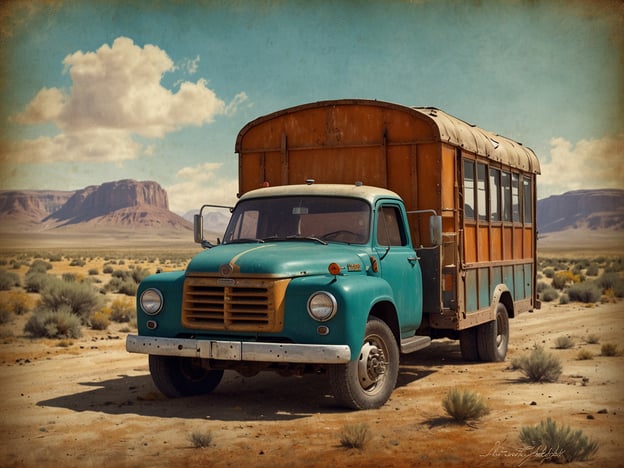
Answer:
0, 0, 622, 214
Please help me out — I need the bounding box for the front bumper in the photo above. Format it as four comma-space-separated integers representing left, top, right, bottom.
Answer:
126, 335, 351, 364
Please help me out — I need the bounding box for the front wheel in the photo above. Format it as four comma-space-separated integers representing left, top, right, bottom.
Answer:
477, 302, 509, 362
149, 355, 224, 398
329, 317, 399, 410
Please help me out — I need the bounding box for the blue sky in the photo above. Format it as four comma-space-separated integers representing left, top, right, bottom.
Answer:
0, 0, 622, 213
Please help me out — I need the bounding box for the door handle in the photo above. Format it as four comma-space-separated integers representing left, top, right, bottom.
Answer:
407, 256, 419, 264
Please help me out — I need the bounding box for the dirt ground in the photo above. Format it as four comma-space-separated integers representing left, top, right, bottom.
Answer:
0, 297, 622, 467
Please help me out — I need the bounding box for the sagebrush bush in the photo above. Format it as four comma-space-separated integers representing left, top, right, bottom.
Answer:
519, 417, 598, 463
543, 268, 555, 279
28, 259, 52, 274
4, 291, 32, 315
189, 430, 213, 448
110, 297, 134, 322
597, 272, 624, 297
38, 277, 103, 322
24, 306, 83, 338
559, 293, 570, 304
24, 272, 54, 293
552, 270, 579, 290
442, 388, 490, 423
540, 287, 559, 302
567, 282, 602, 303
0, 268, 20, 290
585, 334, 600, 344
339, 423, 370, 449
554, 336, 574, 349
89, 310, 110, 330
601, 343, 619, 356
514, 345, 562, 383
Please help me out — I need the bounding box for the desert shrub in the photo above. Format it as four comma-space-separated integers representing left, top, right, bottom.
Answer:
585, 334, 600, 344
88, 268, 99, 276
4, 290, 32, 315
552, 270, 579, 290
442, 388, 490, 423
514, 345, 562, 383
519, 417, 598, 463
339, 423, 370, 449
585, 263, 599, 276
110, 297, 134, 322
47, 253, 63, 262
62, 272, 78, 282
24, 306, 83, 338
542, 268, 555, 279
600, 343, 619, 356
553, 336, 574, 349
104, 267, 150, 296
28, 259, 52, 274
189, 430, 213, 448
102, 265, 114, 274
576, 349, 593, 360
536, 281, 548, 293
24, 271, 54, 293
567, 282, 601, 303
540, 286, 559, 302
38, 278, 103, 322
69, 258, 86, 267
0, 308, 10, 324
559, 293, 569, 305
597, 272, 624, 297
89, 310, 110, 330
0, 269, 20, 290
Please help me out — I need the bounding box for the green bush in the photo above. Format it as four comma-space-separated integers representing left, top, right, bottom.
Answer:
553, 336, 574, 349
514, 345, 562, 383
339, 423, 370, 449
540, 287, 559, 302
597, 272, 624, 297
543, 268, 555, 279
519, 417, 598, 463
38, 278, 103, 322
559, 293, 570, 305
102, 265, 114, 274
24, 271, 54, 293
442, 388, 490, 423
28, 259, 52, 274
24, 306, 83, 338
0, 268, 20, 290
567, 282, 602, 303
585, 263, 599, 276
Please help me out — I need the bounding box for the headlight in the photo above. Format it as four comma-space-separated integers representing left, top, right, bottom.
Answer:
140, 288, 163, 315
307, 292, 337, 322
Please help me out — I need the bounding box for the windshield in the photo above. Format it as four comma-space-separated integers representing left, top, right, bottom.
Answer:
223, 196, 371, 244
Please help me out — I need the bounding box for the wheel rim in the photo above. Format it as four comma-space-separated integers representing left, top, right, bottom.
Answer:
496, 311, 508, 349
357, 335, 388, 393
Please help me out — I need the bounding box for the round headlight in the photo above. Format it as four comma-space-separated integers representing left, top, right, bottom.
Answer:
140, 288, 163, 315
307, 292, 337, 322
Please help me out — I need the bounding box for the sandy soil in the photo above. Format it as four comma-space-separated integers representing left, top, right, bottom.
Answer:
0, 297, 622, 467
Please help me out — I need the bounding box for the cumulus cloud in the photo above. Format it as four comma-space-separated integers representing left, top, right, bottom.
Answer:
539, 134, 624, 198
8, 37, 247, 163
166, 162, 238, 213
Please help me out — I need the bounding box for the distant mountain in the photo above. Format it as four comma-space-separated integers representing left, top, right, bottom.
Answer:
0, 179, 191, 234
537, 189, 624, 233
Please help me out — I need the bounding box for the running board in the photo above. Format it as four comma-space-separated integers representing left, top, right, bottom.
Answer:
400, 335, 431, 354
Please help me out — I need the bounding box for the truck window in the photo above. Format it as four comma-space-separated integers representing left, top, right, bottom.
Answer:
377, 205, 406, 246
477, 163, 488, 221
512, 173, 520, 223
523, 176, 532, 223
489, 168, 501, 221
502, 171, 512, 222
223, 196, 371, 244
463, 160, 475, 220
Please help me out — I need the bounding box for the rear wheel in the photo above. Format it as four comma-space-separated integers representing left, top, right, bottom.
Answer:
477, 303, 509, 362
329, 317, 399, 410
149, 355, 224, 398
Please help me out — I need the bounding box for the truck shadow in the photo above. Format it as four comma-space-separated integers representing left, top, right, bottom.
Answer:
37, 340, 470, 422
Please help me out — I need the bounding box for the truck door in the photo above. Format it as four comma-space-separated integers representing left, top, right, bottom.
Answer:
375, 203, 423, 331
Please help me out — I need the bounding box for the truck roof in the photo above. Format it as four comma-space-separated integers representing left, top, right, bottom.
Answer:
238, 183, 402, 205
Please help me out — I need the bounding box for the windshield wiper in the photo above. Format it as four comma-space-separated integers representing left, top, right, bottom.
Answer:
225, 238, 265, 244
261, 235, 327, 245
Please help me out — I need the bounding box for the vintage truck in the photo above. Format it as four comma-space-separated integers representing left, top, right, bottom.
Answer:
126, 99, 540, 409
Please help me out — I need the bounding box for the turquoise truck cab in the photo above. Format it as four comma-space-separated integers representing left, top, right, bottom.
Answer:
127, 182, 436, 409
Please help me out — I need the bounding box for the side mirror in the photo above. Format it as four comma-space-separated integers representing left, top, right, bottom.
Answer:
430, 215, 442, 246
193, 214, 203, 244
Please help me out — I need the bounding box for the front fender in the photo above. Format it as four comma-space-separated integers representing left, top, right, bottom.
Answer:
283, 274, 396, 360
136, 271, 186, 336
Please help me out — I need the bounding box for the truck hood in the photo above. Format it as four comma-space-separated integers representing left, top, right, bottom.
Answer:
186, 242, 369, 277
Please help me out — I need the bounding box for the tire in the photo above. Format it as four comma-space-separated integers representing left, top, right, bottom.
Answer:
476, 302, 509, 362
328, 317, 399, 410
459, 327, 480, 361
149, 355, 224, 398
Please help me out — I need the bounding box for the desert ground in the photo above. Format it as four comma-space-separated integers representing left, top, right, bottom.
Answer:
0, 244, 622, 467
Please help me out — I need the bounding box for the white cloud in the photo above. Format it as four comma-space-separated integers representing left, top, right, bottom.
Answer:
166, 162, 238, 213
8, 37, 243, 164
539, 134, 624, 198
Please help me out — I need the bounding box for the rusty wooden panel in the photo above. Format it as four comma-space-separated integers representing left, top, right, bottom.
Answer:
490, 226, 503, 261
478, 226, 490, 262
523, 227, 533, 259
386, 145, 414, 207
464, 224, 477, 263
417, 143, 441, 210
240, 152, 264, 193
503, 226, 513, 260
441, 145, 456, 212
514, 227, 524, 259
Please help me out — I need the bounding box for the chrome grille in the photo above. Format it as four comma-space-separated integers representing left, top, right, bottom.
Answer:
182, 276, 288, 332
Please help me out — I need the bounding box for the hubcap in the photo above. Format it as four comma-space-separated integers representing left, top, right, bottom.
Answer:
358, 340, 387, 390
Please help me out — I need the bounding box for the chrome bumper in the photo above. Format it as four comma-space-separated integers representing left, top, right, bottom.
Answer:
126, 335, 351, 364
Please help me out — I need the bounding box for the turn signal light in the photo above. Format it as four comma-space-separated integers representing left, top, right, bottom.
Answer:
328, 263, 341, 275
